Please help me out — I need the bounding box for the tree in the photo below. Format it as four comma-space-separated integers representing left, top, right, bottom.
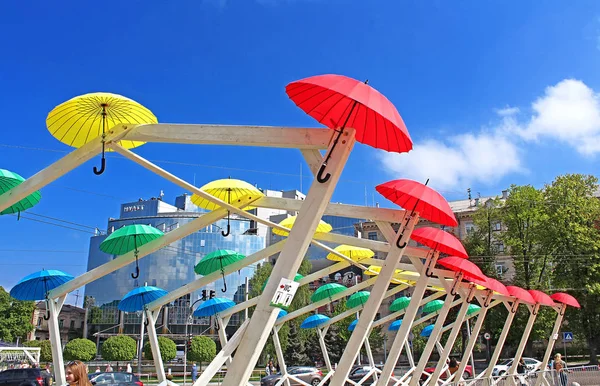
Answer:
284, 321, 309, 365
143, 337, 176, 362
63, 338, 97, 361
188, 336, 216, 364
101, 335, 137, 361
0, 287, 35, 343
543, 174, 600, 364
23, 340, 52, 362
463, 198, 503, 277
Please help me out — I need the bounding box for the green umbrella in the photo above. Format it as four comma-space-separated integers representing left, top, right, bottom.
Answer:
390, 296, 411, 312
467, 304, 481, 315
262, 273, 303, 291
347, 291, 370, 309
100, 224, 164, 279
0, 169, 41, 219
195, 249, 245, 293
311, 283, 347, 303
422, 299, 445, 314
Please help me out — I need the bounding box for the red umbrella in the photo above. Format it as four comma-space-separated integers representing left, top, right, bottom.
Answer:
528, 290, 556, 307
377, 180, 458, 228
550, 293, 580, 308
437, 256, 486, 282
410, 227, 468, 258
506, 286, 536, 304
286, 74, 412, 183
468, 275, 510, 297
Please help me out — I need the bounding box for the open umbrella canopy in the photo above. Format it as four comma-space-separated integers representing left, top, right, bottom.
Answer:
273, 215, 332, 237
0, 169, 42, 216
46, 92, 157, 175
421, 324, 435, 337
389, 320, 403, 331
118, 286, 167, 312
286, 74, 412, 154
422, 299, 445, 314
507, 286, 536, 304
410, 227, 468, 258
190, 178, 263, 211
528, 290, 555, 307
376, 180, 458, 227
467, 304, 482, 315
326, 245, 374, 262
193, 298, 236, 317
300, 314, 330, 329
347, 291, 370, 309
100, 225, 164, 255
262, 273, 304, 291
437, 256, 486, 281
348, 319, 358, 331
311, 283, 347, 303
195, 249, 246, 292
390, 296, 411, 312
277, 309, 288, 319
190, 178, 264, 237
468, 276, 510, 297
550, 293, 580, 308
10, 270, 74, 301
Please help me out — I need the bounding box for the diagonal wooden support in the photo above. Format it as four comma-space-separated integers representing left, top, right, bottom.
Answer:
534, 303, 567, 386
329, 218, 419, 386
221, 128, 356, 385
145, 309, 166, 382
507, 303, 541, 376
481, 300, 519, 380
47, 295, 67, 385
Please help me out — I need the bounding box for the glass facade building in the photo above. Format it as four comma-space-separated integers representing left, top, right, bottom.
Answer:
85, 194, 265, 336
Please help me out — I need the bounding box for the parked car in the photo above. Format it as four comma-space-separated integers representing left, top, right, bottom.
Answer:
88, 372, 143, 386
0, 368, 53, 386
421, 364, 474, 380
347, 366, 378, 385
491, 358, 542, 376
260, 366, 323, 386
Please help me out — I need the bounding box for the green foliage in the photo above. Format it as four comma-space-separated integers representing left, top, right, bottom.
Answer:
333, 300, 384, 359
0, 287, 35, 343
284, 322, 310, 365
101, 335, 137, 361
63, 338, 97, 361
23, 340, 52, 362
143, 337, 176, 362
188, 336, 216, 363
463, 198, 503, 276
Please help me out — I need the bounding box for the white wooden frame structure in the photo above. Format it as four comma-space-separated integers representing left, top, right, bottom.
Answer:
0, 122, 552, 386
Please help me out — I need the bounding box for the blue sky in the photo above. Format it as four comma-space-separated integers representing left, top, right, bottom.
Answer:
1, 1, 600, 303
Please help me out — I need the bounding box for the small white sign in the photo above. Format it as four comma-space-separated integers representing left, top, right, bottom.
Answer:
553, 333, 559, 340
484, 333, 491, 340
270, 278, 300, 309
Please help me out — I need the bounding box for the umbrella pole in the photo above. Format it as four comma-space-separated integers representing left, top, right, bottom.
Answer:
396, 178, 429, 249
220, 259, 227, 293
93, 105, 108, 175
221, 188, 232, 237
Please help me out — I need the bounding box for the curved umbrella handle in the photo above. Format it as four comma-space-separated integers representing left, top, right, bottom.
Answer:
144, 319, 149, 327
43, 309, 50, 321
221, 276, 228, 293
93, 157, 106, 176
221, 224, 231, 237
131, 266, 140, 279
316, 164, 331, 184
396, 234, 407, 249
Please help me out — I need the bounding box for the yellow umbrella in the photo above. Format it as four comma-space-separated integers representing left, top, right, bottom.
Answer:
365, 266, 419, 286
326, 244, 374, 262
272, 215, 332, 237
191, 178, 264, 237
46, 92, 157, 175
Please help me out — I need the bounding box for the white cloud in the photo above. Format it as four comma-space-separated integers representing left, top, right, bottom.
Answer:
378, 130, 522, 191
378, 79, 600, 190
518, 79, 600, 156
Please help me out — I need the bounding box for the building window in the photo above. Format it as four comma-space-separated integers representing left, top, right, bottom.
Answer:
496, 264, 506, 276
494, 242, 505, 253
70, 320, 75, 329
367, 232, 377, 240
59, 319, 64, 329
37, 318, 42, 327
492, 222, 501, 231
465, 222, 476, 234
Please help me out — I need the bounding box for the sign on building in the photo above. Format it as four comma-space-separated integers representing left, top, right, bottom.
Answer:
270, 278, 299, 309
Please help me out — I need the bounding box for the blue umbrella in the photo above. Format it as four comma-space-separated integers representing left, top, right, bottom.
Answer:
348, 319, 358, 331
421, 324, 435, 337
277, 309, 288, 319
389, 320, 403, 331
10, 270, 74, 301
193, 297, 236, 317
300, 314, 330, 329
118, 286, 168, 312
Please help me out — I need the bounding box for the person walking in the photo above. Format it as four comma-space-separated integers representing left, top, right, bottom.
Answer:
66, 361, 93, 386
191, 363, 198, 382
105, 364, 113, 372
553, 353, 568, 386
126, 363, 132, 373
